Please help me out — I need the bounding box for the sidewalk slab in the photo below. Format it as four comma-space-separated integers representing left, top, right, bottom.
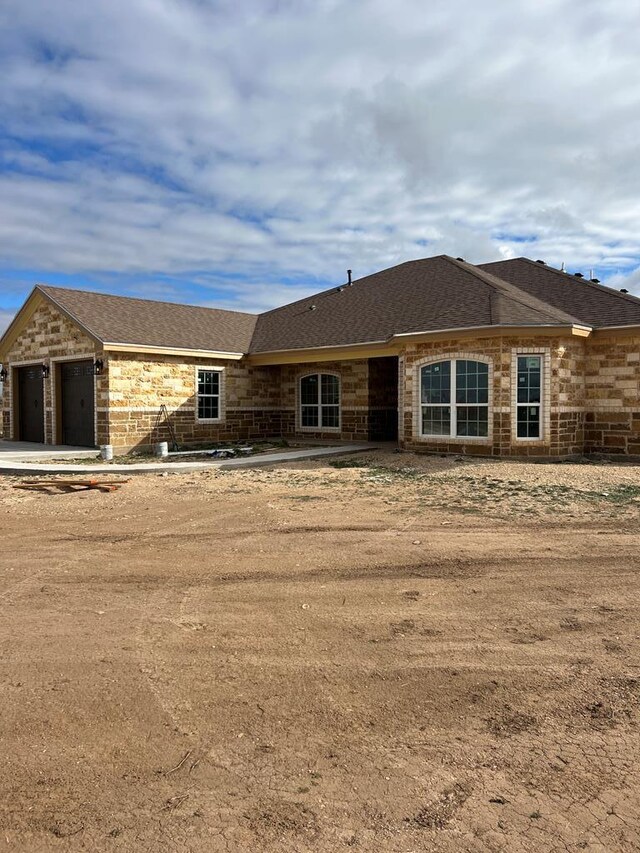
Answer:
217, 445, 372, 469
0, 444, 374, 476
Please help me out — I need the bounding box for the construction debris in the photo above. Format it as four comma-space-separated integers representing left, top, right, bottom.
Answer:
13, 479, 128, 494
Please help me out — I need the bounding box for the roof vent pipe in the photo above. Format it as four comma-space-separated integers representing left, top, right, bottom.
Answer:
347, 269, 352, 285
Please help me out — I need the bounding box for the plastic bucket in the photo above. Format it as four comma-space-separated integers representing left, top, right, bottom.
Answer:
154, 441, 169, 458
100, 445, 113, 461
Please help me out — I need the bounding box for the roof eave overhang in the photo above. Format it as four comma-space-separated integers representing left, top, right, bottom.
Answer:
592, 324, 640, 334
102, 342, 245, 360
393, 323, 592, 340
247, 323, 593, 365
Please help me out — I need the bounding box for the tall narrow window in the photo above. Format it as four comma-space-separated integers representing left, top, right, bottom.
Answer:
516, 356, 542, 438
197, 368, 221, 420
300, 373, 340, 429
421, 359, 489, 437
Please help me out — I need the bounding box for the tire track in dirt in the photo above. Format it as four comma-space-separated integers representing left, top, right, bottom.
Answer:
72, 550, 640, 591
134, 587, 199, 738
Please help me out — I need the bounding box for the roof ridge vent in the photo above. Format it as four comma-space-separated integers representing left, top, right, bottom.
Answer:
574, 272, 584, 278
535, 259, 545, 264
455, 257, 465, 262
621, 288, 629, 293
590, 278, 600, 283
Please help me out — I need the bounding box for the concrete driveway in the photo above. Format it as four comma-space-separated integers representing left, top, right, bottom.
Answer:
0, 440, 99, 460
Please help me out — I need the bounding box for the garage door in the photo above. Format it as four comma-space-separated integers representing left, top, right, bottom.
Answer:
18, 366, 45, 443
60, 361, 95, 447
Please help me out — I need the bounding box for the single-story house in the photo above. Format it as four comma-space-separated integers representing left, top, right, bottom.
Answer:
2, 255, 640, 457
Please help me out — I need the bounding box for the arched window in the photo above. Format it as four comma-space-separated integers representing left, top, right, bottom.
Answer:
300, 373, 340, 429
421, 359, 489, 437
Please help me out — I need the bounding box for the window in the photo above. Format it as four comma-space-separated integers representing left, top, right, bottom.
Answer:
300, 373, 340, 429
421, 359, 489, 438
516, 355, 542, 438
197, 368, 221, 420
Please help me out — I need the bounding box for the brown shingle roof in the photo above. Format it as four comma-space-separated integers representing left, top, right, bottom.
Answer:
249, 255, 581, 353
38, 285, 257, 353
479, 258, 640, 328
10, 255, 636, 360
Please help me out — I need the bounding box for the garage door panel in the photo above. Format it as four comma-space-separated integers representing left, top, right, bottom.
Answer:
18, 367, 45, 443
61, 361, 95, 447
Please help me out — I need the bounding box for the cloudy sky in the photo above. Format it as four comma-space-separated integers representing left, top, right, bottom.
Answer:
1, 0, 640, 333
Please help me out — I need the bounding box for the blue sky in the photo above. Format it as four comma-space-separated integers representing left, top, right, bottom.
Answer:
2, 0, 640, 334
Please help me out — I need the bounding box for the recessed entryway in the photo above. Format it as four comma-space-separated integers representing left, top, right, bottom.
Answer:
58, 360, 95, 447
368, 356, 399, 441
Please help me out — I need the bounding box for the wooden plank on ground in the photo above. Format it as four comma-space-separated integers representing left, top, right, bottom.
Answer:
13, 479, 129, 493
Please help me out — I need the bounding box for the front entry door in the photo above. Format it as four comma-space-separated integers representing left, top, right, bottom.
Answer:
368, 356, 399, 441
18, 366, 45, 443
60, 360, 95, 447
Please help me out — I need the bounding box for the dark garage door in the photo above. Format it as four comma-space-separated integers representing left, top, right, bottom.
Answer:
61, 360, 95, 447
18, 366, 45, 443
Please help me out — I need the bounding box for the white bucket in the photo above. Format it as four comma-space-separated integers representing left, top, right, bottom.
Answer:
100, 444, 114, 461
154, 441, 169, 458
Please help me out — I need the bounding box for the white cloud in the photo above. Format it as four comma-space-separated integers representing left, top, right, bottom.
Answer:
602, 266, 640, 297
0, 310, 15, 337
1, 0, 640, 312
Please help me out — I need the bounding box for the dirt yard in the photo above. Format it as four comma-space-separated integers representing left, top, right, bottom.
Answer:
1, 451, 640, 852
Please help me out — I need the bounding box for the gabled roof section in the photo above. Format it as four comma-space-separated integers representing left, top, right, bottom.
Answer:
249, 255, 583, 353
36, 285, 258, 354
1, 255, 616, 365
479, 258, 640, 329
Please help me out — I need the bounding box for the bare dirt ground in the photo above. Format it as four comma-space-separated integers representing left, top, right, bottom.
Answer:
1, 451, 640, 852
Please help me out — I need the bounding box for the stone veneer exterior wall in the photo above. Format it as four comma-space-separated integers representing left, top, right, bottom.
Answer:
584, 332, 640, 454
0, 301, 101, 444
400, 333, 587, 457
104, 353, 282, 450
3, 299, 640, 456
105, 356, 372, 449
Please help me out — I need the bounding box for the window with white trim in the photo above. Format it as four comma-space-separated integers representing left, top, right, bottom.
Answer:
300, 373, 340, 429
421, 359, 489, 437
197, 368, 221, 420
516, 355, 542, 438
